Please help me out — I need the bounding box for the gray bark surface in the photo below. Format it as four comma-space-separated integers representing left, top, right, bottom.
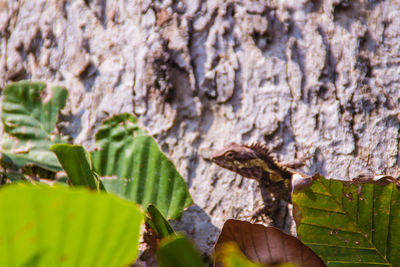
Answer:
1, 0, 400, 254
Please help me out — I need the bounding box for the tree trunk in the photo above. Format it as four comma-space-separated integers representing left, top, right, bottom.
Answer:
1, 0, 399, 254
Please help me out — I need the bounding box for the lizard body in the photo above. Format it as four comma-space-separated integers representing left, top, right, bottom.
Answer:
211, 142, 306, 226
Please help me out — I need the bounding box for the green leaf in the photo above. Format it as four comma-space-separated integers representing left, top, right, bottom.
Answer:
0, 183, 144, 267
157, 235, 206, 267
91, 113, 193, 219
1, 81, 68, 172
0, 170, 26, 182
216, 243, 298, 267
147, 204, 175, 238
51, 144, 104, 190
215, 243, 263, 267
293, 175, 400, 266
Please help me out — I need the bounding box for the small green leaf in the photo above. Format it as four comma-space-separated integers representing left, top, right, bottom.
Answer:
1, 151, 62, 172
1, 81, 68, 172
293, 175, 400, 266
91, 113, 193, 219
0, 171, 26, 182
147, 204, 175, 238
0, 183, 144, 267
51, 144, 104, 190
157, 235, 206, 267
216, 243, 298, 267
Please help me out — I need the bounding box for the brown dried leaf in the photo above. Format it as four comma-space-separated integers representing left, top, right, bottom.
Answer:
291, 172, 321, 194
214, 219, 325, 267
348, 173, 400, 188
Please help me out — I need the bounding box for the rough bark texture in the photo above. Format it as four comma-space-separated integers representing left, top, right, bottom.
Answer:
1, 0, 400, 254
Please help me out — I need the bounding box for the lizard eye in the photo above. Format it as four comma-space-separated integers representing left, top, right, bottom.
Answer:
225, 151, 235, 158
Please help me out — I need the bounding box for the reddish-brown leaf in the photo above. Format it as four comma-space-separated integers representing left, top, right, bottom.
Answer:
214, 219, 325, 267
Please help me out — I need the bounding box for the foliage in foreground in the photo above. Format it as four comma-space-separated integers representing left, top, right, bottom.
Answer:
0, 184, 143, 267
1, 81, 400, 267
214, 219, 324, 266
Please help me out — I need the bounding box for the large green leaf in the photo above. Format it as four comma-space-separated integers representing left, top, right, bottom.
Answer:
157, 235, 206, 267
0, 183, 144, 267
293, 175, 400, 266
91, 113, 193, 219
1, 81, 67, 171
51, 144, 104, 190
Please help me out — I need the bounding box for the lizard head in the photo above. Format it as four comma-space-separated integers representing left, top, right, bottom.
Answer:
211, 142, 271, 180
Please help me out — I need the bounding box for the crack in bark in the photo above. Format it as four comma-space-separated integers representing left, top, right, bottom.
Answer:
317, 26, 344, 115
349, 91, 359, 157
284, 39, 298, 156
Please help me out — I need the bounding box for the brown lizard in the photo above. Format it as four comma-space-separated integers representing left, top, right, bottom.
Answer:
211, 142, 309, 228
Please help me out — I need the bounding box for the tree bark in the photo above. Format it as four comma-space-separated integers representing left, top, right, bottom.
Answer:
1, 0, 399, 254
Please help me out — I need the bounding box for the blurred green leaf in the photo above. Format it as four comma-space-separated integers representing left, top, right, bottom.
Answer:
147, 204, 175, 238
216, 243, 299, 267
1, 81, 67, 172
91, 113, 193, 219
157, 235, 205, 267
0, 183, 144, 267
215, 243, 261, 267
51, 144, 104, 190
0, 170, 26, 182
293, 175, 400, 266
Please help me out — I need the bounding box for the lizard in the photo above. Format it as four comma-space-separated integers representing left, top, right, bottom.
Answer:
211, 142, 310, 228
